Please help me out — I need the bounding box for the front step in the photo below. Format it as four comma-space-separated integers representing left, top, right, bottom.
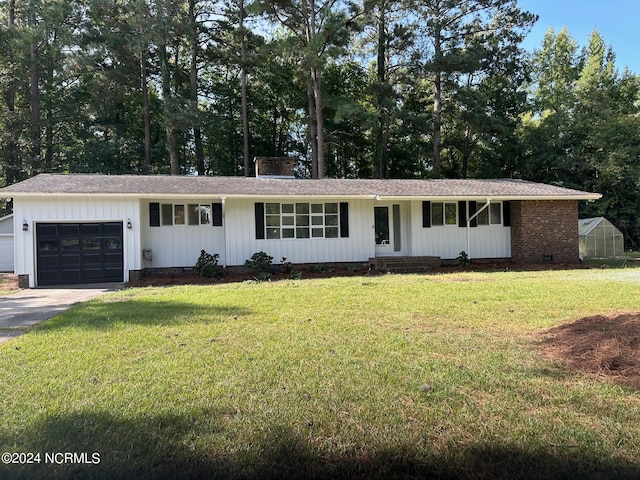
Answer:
370, 256, 441, 273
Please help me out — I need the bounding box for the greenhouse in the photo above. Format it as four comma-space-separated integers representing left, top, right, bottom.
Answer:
578, 217, 624, 258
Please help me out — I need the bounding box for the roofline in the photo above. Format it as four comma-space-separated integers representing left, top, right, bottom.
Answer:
3, 192, 602, 201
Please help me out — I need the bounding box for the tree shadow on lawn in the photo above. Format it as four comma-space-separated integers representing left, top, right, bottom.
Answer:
33, 299, 252, 332
2, 410, 639, 480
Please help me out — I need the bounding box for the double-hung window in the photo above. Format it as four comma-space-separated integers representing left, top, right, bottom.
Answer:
476, 203, 502, 225
431, 202, 457, 226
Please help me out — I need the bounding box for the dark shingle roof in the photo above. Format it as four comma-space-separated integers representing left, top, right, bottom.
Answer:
0, 174, 601, 200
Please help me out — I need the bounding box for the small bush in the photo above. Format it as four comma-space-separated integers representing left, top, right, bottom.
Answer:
281, 257, 302, 280
194, 250, 221, 278
457, 251, 471, 267
245, 251, 273, 281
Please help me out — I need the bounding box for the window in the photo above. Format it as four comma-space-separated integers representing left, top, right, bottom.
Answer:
188, 204, 211, 226
476, 203, 502, 226
158, 203, 218, 226
431, 202, 457, 226
264, 202, 340, 239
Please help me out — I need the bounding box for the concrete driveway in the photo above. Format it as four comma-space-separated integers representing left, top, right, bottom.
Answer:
0, 284, 122, 344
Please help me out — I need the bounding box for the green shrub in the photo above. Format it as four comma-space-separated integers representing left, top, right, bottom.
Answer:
193, 250, 221, 278
456, 251, 471, 267
245, 251, 274, 281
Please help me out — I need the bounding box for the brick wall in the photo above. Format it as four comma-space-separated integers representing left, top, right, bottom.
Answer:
255, 157, 295, 177
510, 200, 579, 263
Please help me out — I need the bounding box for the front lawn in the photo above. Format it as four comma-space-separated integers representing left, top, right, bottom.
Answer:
1, 270, 640, 479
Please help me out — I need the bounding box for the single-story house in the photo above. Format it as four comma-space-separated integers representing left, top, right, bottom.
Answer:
0, 214, 14, 272
0, 160, 601, 288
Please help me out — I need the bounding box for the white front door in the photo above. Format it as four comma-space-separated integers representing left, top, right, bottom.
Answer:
374, 204, 402, 256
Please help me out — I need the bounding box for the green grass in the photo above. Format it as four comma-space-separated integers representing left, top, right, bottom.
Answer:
1, 270, 640, 479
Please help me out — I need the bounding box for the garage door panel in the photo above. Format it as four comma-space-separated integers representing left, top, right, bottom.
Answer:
61, 254, 80, 266
36, 222, 123, 286
38, 255, 58, 268
60, 224, 80, 235
60, 269, 81, 283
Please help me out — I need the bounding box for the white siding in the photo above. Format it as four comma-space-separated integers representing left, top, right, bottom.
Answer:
14, 196, 140, 287
224, 198, 375, 266
0, 235, 13, 272
140, 199, 226, 269
408, 200, 511, 259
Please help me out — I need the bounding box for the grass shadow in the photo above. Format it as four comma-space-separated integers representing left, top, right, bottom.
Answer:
33, 299, 252, 332
2, 410, 639, 480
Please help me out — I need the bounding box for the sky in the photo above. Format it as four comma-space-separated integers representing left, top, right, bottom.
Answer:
517, 0, 640, 73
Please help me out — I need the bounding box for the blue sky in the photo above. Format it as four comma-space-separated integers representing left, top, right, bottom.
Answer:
517, 0, 639, 73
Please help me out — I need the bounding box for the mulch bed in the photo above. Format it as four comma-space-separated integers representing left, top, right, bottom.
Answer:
540, 312, 640, 389
127, 261, 597, 287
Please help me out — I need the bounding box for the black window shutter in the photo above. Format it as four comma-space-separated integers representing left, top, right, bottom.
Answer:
255, 203, 265, 239
212, 203, 223, 226
149, 202, 160, 227
422, 201, 431, 228
458, 201, 467, 227
469, 201, 477, 228
339, 202, 349, 237
503, 201, 511, 226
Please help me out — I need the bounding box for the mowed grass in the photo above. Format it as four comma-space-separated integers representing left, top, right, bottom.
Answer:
1, 270, 640, 479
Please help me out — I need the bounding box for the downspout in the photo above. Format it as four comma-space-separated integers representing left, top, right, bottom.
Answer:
221, 197, 227, 268
466, 198, 491, 259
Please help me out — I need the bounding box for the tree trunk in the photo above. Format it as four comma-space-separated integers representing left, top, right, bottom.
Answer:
29, 1, 41, 171
140, 47, 151, 172
306, 80, 318, 178
189, 0, 205, 175
4, 0, 20, 184
375, 3, 389, 178
432, 74, 442, 178
240, 0, 250, 176
312, 66, 325, 179
159, 42, 180, 175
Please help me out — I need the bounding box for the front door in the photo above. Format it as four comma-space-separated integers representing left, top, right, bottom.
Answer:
375, 204, 401, 256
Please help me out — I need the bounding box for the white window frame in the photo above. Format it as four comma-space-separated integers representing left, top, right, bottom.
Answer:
265, 202, 340, 239
431, 202, 457, 227
160, 203, 210, 226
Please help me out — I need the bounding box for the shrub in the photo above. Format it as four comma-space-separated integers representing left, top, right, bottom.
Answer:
194, 250, 221, 278
245, 251, 273, 281
457, 251, 471, 267
281, 257, 302, 279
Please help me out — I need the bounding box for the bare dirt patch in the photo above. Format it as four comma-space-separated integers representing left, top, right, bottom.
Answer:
0, 273, 18, 291
540, 312, 640, 389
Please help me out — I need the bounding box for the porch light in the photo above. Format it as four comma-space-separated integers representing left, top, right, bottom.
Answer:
22, 220, 28, 231
127, 219, 133, 229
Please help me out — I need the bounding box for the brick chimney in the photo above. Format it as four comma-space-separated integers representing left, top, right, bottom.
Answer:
254, 157, 296, 178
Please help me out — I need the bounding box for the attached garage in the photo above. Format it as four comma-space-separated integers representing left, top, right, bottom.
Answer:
36, 222, 124, 286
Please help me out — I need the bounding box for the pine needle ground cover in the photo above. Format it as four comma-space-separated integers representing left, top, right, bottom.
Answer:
1, 270, 640, 479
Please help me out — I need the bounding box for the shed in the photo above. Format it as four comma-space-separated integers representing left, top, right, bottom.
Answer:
0, 214, 14, 272
578, 217, 624, 258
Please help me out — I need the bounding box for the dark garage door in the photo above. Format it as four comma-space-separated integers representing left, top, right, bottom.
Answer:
36, 222, 124, 286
